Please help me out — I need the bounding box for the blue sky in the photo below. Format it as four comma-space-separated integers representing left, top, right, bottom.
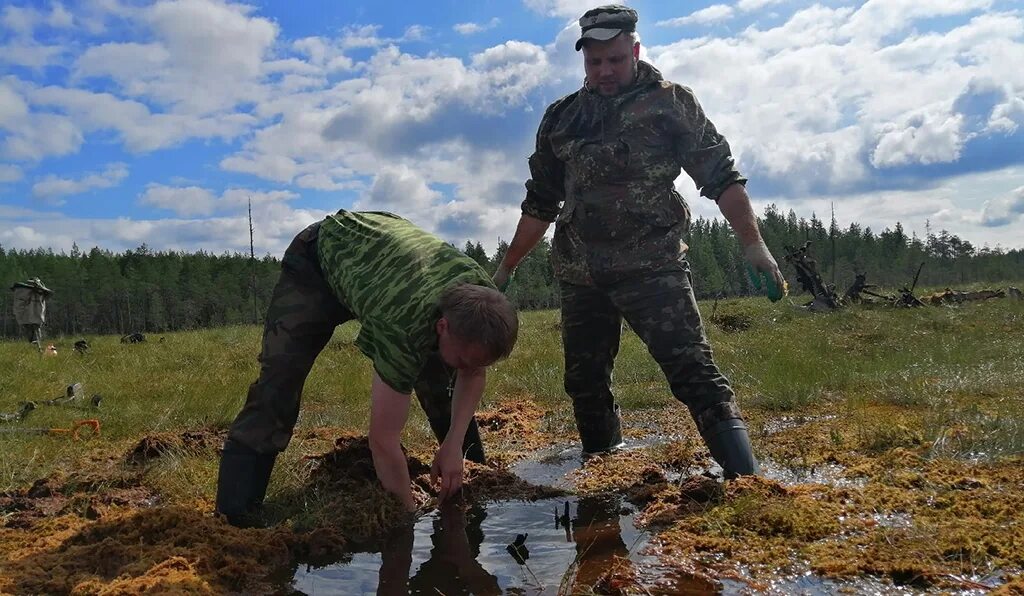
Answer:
1, 0, 1023, 256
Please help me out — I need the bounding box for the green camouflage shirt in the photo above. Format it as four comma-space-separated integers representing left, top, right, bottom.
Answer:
316, 210, 494, 393
521, 60, 746, 285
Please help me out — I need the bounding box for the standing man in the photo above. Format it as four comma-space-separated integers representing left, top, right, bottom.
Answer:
217, 210, 519, 525
493, 5, 785, 478
11, 277, 52, 347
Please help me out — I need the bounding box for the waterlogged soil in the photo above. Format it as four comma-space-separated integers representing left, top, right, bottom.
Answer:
1, 398, 1022, 594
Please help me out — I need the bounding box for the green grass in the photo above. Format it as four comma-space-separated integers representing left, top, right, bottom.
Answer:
2, 286, 1023, 496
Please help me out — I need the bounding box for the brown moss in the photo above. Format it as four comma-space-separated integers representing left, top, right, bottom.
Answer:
0, 506, 294, 594
460, 462, 567, 502
572, 450, 668, 494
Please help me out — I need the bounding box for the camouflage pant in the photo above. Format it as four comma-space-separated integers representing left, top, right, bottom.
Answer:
22, 324, 41, 345
228, 222, 485, 462
561, 263, 743, 452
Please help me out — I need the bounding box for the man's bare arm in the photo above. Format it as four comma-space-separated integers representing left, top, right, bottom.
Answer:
368, 372, 416, 511
717, 183, 786, 298
433, 366, 486, 502
493, 214, 550, 288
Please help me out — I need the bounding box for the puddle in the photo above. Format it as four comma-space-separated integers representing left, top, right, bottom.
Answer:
759, 456, 866, 489
290, 496, 716, 595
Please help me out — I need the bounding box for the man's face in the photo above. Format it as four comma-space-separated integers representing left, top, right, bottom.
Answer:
582, 33, 640, 97
436, 317, 494, 371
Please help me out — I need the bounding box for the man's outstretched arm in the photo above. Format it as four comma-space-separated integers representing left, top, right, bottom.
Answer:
368, 372, 416, 511
432, 366, 486, 502
493, 215, 550, 289
717, 183, 786, 299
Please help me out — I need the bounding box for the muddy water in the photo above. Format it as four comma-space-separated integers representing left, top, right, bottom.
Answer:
291, 441, 717, 595
288, 439, 1007, 595
290, 496, 720, 595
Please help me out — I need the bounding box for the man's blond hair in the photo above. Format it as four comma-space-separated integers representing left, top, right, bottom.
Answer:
440, 283, 519, 361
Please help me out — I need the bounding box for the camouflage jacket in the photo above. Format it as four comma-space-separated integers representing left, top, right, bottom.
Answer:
521, 60, 746, 285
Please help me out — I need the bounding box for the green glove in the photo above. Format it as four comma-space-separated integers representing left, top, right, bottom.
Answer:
492, 265, 515, 293
746, 263, 787, 302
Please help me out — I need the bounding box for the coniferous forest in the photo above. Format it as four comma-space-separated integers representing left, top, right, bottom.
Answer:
2, 206, 1022, 339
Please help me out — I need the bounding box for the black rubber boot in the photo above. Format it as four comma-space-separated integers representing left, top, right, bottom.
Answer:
578, 405, 624, 456
215, 438, 278, 527
702, 419, 759, 479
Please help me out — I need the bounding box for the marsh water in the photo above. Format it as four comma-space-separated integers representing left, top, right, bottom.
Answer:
288, 440, 999, 595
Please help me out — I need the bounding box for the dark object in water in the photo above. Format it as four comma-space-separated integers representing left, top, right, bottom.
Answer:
506, 533, 529, 564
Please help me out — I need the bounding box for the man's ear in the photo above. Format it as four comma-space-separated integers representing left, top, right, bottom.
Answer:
436, 317, 448, 336
632, 42, 640, 60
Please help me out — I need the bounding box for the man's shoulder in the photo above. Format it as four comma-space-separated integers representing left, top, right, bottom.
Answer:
542, 90, 583, 118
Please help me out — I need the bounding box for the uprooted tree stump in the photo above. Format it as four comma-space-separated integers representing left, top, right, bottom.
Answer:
783, 241, 842, 311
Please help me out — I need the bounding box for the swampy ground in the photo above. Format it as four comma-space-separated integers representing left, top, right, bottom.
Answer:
1, 290, 1022, 594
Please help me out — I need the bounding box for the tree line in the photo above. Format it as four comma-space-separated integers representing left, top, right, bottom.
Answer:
2, 207, 1021, 339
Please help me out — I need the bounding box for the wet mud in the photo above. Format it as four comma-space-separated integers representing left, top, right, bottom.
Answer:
2, 397, 1022, 594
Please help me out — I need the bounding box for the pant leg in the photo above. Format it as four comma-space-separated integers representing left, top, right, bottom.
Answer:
228, 222, 353, 454
414, 352, 486, 463
605, 264, 743, 435
23, 324, 40, 344
560, 280, 624, 453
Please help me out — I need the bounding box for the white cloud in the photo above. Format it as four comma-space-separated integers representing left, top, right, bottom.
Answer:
522, 0, 605, 18
403, 24, 429, 41
0, 163, 22, 183
2, 112, 83, 161
73, 0, 278, 115
871, 110, 965, 167
737, 0, 785, 11
0, 203, 324, 255
980, 186, 1024, 227
657, 5, 735, 27
646, 5, 1024, 194
138, 184, 300, 218
28, 85, 256, 153
31, 162, 128, 202
139, 184, 217, 217
839, 0, 994, 45
454, 17, 500, 35
1, 3, 74, 35
0, 41, 66, 69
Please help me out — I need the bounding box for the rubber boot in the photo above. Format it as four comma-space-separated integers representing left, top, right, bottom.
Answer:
215, 438, 278, 527
701, 419, 759, 479
578, 405, 624, 456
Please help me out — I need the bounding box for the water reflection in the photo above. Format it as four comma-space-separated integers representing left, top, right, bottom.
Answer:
291, 496, 659, 595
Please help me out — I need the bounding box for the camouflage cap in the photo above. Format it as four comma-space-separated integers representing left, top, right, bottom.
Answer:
575, 4, 638, 51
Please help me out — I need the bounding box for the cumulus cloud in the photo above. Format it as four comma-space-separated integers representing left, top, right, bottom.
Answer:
454, 17, 500, 35
138, 184, 299, 218
522, 0, 606, 18
737, 0, 786, 11
657, 5, 735, 27
32, 162, 128, 202
646, 4, 1024, 196
139, 184, 217, 217
0, 201, 324, 255
980, 186, 1024, 227
73, 0, 278, 115
872, 110, 965, 167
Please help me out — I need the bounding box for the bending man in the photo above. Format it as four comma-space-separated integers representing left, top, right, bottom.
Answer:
218, 210, 518, 525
